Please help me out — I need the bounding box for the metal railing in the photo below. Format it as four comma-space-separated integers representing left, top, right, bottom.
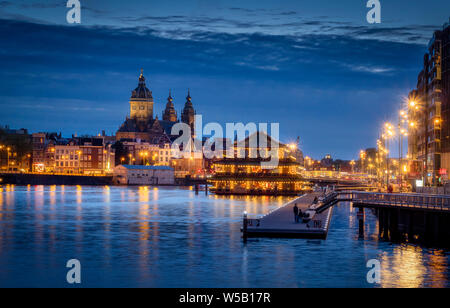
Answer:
342, 191, 450, 211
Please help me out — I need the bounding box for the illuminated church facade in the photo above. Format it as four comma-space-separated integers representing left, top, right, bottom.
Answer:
116, 70, 195, 143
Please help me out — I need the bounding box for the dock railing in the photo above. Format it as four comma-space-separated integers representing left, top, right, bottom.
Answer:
340, 191, 450, 211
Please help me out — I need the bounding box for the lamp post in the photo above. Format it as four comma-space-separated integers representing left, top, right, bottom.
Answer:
384, 123, 394, 190
398, 109, 408, 191
0, 145, 3, 170
7, 147, 11, 172
360, 150, 366, 174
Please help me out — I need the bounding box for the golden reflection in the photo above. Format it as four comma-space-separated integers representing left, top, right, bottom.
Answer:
380, 245, 427, 288
426, 251, 448, 288
138, 186, 150, 242
5, 186, 15, 209
137, 186, 151, 275
75, 187, 83, 252
103, 185, 110, 203
0, 190, 3, 220
49, 185, 56, 207
153, 186, 159, 200
76, 185, 82, 205
34, 186, 44, 209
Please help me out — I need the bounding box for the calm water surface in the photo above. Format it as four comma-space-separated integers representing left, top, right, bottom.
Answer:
0, 185, 449, 287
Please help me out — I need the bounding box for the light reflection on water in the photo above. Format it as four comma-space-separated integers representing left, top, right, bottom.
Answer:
0, 185, 449, 288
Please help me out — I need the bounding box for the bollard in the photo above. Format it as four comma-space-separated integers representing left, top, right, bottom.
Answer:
195, 183, 199, 195
243, 211, 248, 242
205, 183, 208, 196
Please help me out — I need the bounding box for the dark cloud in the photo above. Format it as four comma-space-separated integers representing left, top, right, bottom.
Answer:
18, 1, 66, 9
0, 1, 12, 8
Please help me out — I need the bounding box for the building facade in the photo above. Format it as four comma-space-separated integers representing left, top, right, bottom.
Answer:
408, 21, 450, 185
120, 139, 176, 167
209, 132, 309, 195
113, 165, 175, 185
33, 135, 115, 174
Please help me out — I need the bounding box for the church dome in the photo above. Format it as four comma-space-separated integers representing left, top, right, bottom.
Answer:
131, 69, 153, 99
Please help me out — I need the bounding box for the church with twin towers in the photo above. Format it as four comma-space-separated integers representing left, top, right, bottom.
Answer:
116, 69, 196, 143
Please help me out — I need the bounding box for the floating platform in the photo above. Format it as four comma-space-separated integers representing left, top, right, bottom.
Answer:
243, 193, 334, 239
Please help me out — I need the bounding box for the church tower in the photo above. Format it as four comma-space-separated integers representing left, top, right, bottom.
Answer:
129, 69, 154, 123
162, 90, 178, 122
181, 89, 195, 135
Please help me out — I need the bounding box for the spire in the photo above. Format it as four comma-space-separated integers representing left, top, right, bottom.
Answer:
186, 88, 191, 101
182, 88, 195, 131
139, 68, 145, 84
163, 89, 177, 122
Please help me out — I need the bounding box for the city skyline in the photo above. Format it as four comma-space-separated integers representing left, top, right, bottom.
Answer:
1, 1, 450, 159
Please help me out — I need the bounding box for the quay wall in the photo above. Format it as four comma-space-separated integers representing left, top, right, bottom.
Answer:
0, 173, 113, 186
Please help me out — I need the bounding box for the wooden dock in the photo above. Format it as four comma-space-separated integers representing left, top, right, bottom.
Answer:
243, 192, 334, 239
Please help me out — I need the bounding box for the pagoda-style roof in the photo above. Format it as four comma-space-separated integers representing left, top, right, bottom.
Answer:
234, 131, 285, 150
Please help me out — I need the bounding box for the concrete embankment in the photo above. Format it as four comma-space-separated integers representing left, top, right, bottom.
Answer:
0, 173, 113, 185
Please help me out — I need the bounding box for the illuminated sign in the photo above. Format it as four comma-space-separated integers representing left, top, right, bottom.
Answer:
34, 163, 45, 172
416, 180, 423, 187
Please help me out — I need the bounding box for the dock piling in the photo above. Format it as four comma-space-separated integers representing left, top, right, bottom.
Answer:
358, 207, 364, 238
243, 211, 248, 242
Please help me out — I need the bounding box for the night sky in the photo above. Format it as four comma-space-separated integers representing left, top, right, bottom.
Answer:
0, 0, 449, 159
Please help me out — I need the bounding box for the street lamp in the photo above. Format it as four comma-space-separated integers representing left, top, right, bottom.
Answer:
360, 150, 366, 174
6, 147, 11, 172
383, 123, 394, 189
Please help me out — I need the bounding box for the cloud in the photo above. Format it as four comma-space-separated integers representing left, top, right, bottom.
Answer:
0, 1, 13, 9
339, 63, 395, 75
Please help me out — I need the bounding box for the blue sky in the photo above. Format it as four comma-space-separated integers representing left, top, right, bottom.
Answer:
0, 1, 449, 159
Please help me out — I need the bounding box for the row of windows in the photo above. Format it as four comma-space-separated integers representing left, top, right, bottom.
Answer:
56, 155, 79, 161
130, 173, 153, 177
58, 161, 79, 167
56, 162, 103, 168
55, 148, 103, 154
132, 106, 150, 110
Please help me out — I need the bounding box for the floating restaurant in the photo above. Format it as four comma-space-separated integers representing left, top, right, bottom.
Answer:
209, 132, 311, 195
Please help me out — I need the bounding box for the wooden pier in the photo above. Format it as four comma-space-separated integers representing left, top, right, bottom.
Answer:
242, 192, 334, 239
338, 191, 450, 245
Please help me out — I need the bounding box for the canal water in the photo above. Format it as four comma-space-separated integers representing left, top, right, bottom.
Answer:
0, 185, 449, 287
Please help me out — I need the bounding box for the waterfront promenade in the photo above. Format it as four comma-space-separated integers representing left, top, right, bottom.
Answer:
244, 192, 333, 238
